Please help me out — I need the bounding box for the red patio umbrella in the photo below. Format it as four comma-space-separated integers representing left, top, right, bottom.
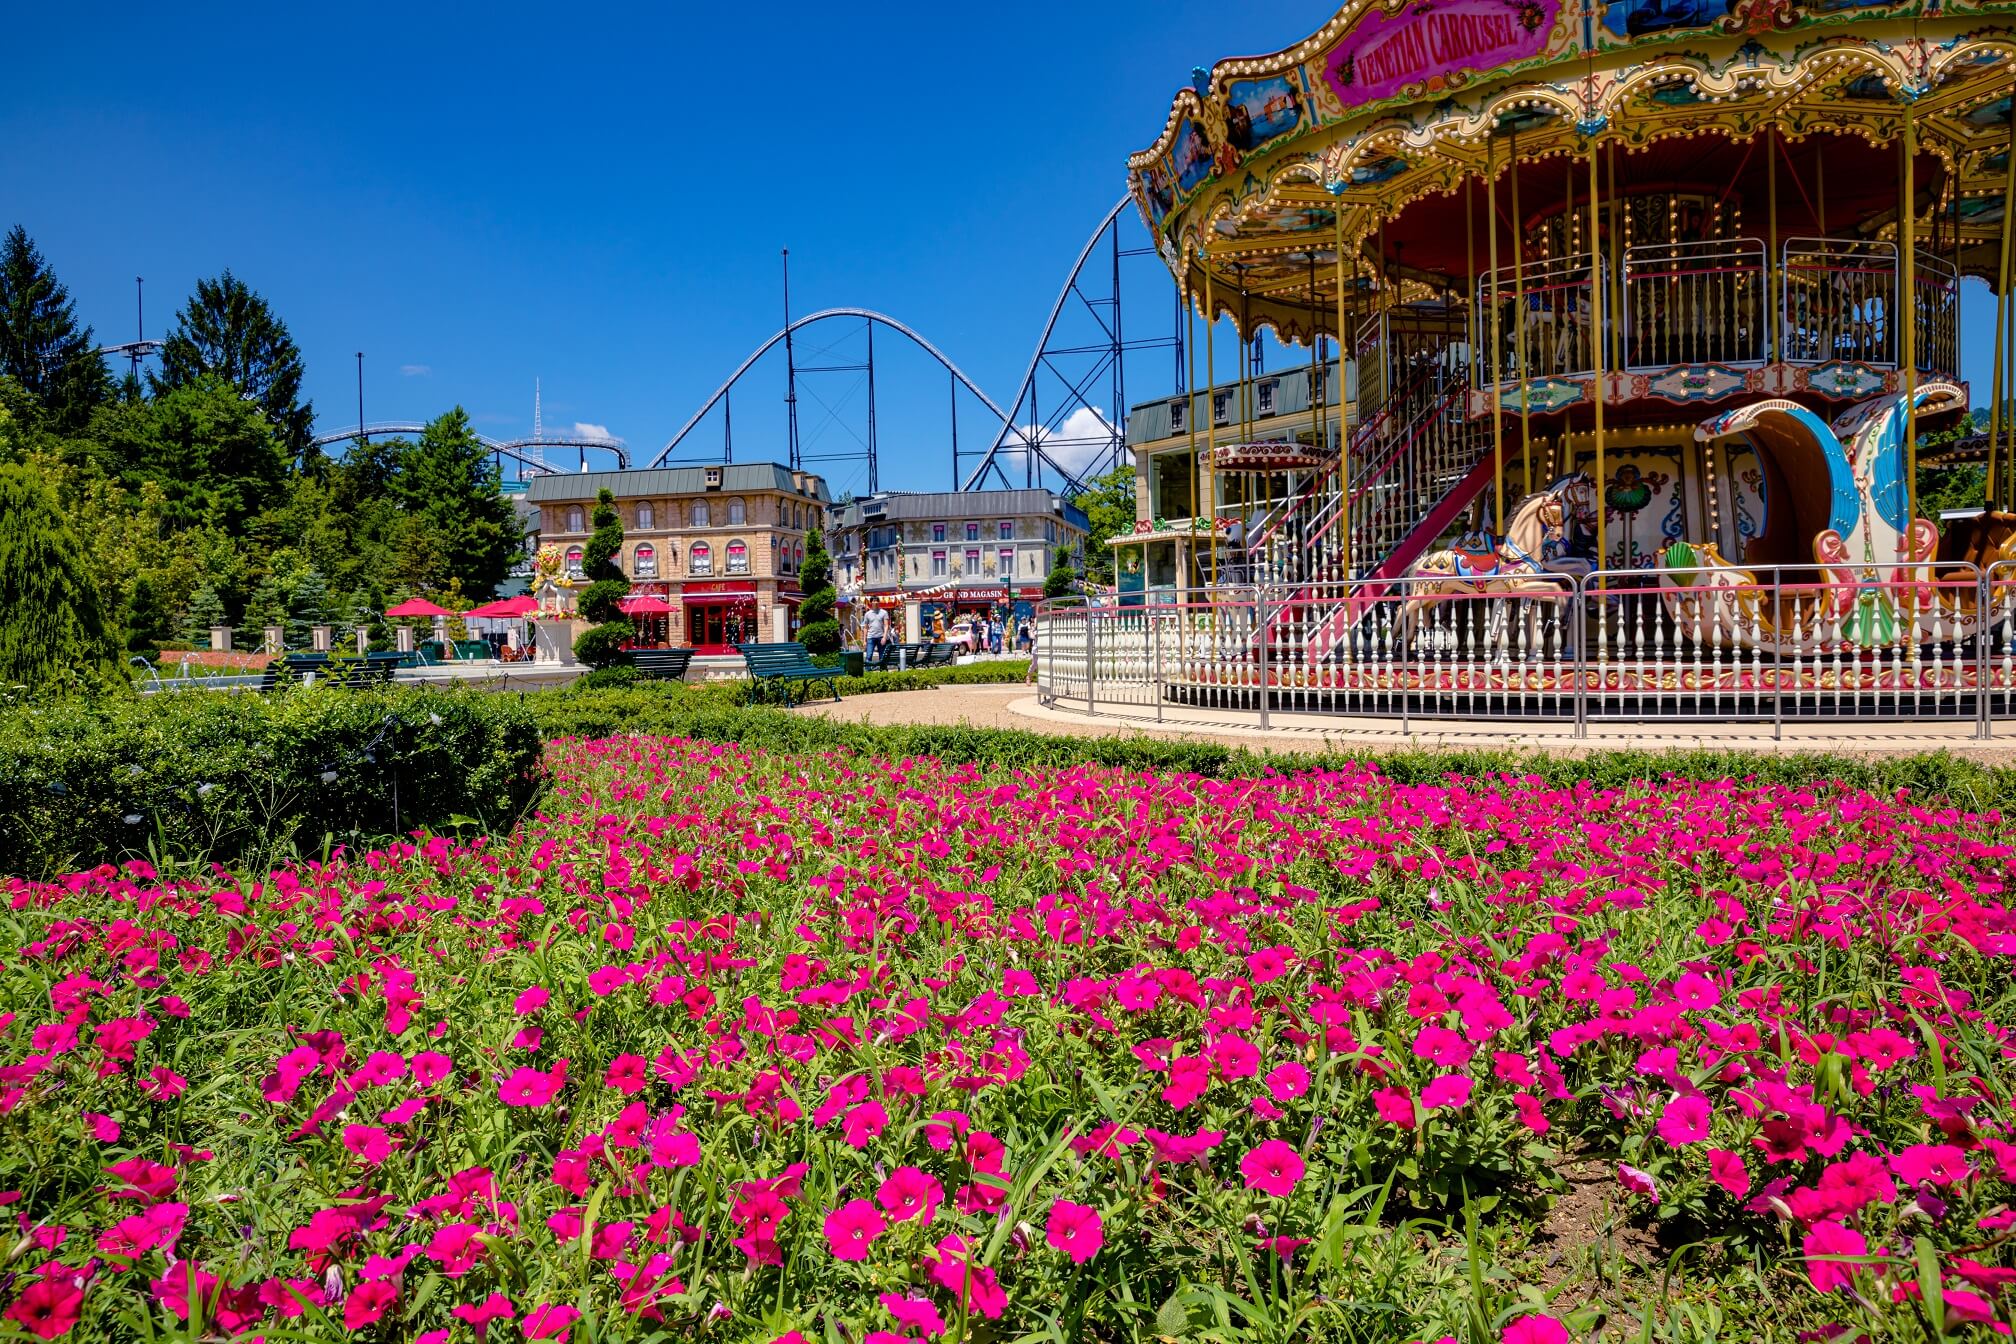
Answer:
464, 596, 537, 618
617, 594, 673, 615
386, 598, 451, 618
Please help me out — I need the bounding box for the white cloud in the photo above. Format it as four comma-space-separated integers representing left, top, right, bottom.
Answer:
573, 422, 611, 440
399, 363, 431, 377
1003, 406, 1118, 476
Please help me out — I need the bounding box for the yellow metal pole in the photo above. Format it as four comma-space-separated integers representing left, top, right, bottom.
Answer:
1590, 135, 1608, 578
1766, 124, 1779, 363
1488, 139, 1506, 533
1992, 139, 2016, 510
1901, 107, 1918, 549
1186, 272, 1199, 594
1337, 213, 1352, 582
1512, 133, 1532, 495
1466, 176, 1476, 377
1205, 270, 1218, 590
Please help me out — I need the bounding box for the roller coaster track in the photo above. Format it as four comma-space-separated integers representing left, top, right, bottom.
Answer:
645, 308, 1082, 486
311, 422, 632, 473
650, 195, 1177, 496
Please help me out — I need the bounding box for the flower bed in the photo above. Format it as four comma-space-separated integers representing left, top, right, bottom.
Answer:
2, 739, 2013, 1341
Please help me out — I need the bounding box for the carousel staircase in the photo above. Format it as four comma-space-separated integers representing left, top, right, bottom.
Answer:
1244, 356, 1491, 665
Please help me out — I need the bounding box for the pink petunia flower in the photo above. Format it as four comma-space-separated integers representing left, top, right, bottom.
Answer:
1373, 1087, 1417, 1130
1240, 1140, 1306, 1198
1502, 1314, 1569, 1344
823, 1199, 886, 1261
1420, 1074, 1473, 1111
1046, 1200, 1103, 1263
1802, 1220, 1868, 1294
1264, 1062, 1310, 1101
1656, 1095, 1712, 1146
877, 1166, 943, 1224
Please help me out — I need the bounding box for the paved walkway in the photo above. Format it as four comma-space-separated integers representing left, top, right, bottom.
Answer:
800, 684, 2016, 762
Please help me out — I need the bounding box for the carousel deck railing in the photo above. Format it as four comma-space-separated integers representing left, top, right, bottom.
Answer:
1036, 559, 2016, 738
1464, 240, 1958, 393
1622, 238, 1770, 371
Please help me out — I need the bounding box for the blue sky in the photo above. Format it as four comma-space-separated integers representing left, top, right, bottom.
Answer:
5, 3, 1999, 499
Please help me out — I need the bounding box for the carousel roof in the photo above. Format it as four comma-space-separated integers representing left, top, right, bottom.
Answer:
1209, 440, 1335, 472
1127, 1, 2016, 341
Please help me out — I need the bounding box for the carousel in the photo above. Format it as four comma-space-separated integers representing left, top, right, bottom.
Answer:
1065, 0, 2016, 725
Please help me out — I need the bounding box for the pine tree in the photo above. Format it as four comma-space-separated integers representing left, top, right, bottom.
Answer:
796, 526, 840, 653
183, 583, 226, 645
152, 270, 317, 470
288, 567, 331, 646
394, 409, 521, 598
576, 488, 631, 623
244, 574, 287, 644
0, 227, 112, 432
124, 574, 171, 652
0, 462, 124, 697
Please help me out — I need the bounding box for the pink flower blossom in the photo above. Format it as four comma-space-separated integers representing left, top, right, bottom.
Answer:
1046, 1200, 1103, 1263
1241, 1140, 1306, 1198
823, 1198, 886, 1261
1657, 1095, 1712, 1146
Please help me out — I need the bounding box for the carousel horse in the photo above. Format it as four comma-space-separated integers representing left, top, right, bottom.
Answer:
1931, 510, 2016, 622
1397, 473, 1598, 657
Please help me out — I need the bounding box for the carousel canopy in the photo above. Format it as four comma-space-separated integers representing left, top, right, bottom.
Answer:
1209, 440, 1334, 472
1127, 0, 2016, 342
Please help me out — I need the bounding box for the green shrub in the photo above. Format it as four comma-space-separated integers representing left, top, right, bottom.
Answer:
577, 665, 640, 690
571, 621, 632, 670
0, 685, 543, 876
576, 579, 629, 624
797, 618, 841, 654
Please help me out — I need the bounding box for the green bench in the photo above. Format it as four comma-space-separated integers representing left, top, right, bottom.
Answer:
736, 641, 840, 705
620, 647, 696, 681
921, 642, 959, 668
257, 655, 396, 693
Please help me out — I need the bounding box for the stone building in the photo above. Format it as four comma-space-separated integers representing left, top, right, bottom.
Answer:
527, 463, 829, 653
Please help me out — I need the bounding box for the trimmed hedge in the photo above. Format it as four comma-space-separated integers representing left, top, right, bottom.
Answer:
523, 691, 2016, 809
0, 686, 544, 876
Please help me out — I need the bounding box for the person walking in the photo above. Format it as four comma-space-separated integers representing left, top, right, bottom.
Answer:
864, 604, 888, 666
988, 613, 1003, 654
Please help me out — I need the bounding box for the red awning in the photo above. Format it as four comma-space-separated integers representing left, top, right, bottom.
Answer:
618, 594, 673, 615
386, 598, 451, 618
465, 596, 537, 618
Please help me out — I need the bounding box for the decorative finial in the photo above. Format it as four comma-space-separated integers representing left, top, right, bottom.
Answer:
1191, 66, 1211, 97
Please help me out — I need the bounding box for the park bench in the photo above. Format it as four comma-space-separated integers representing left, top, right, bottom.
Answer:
862, 641, 904, 673
620, 647, 696, 681
736, 642, 840, 705
921, 642, 959, 668
257, 655, 397, 693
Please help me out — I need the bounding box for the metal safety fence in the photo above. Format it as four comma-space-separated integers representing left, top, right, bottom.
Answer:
1038, 559, 2016, 738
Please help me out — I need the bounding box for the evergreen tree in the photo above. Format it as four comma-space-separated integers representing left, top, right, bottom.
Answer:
244, 574, 287, 643
395, 409, 520, 599
576, 488, 630, 623
1042, 544, 1078, 600
0, 462, 124, 697
796, 526, 840, 653
0, 227, 111, 432
153, 270, 317, 470
288, 567, 331, 646
183, 583, 226, 645
124, 575, 171, 652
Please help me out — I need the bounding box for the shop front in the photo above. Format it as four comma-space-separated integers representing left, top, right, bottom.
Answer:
681, 582, 758, 654
918, 586, 1037, 651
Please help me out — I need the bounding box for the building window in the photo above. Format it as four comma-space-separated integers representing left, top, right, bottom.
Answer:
1171, 399, 1186, 431
728, 498, 746, 526
1212, 392, 1229, 425
998, 548, 1014, 577
1045, 520, 1057, 542
727, 539, 749, 575
932, 523, 946, 543
999, 520, 1013, 540
566, 505, 585, 532
964, 548, 980, 574
931, 549, 947, 577
634, 544, 657, 578
564, 546, 584, 578
637, 501, 655, 528
965, 522, 979, 542
1258, 381, 1276, 414
690, 543, 712, 575
691, 500, 710, 527
1311, 367, 1326, 403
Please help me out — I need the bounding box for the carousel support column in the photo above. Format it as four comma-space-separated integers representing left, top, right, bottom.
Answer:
1901, 105, 1919, 551
1512, 132, 1533, 496
1609, 142, 1624, 372
1991, 135, 2016, 509
1204, 271, 1218, 594
1466, 176, 1477, 381
1336, 212, 1353, 587
1488, 141, 1507, 535
1590, 136, 1609, 583
1767, 122, 1780, 363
